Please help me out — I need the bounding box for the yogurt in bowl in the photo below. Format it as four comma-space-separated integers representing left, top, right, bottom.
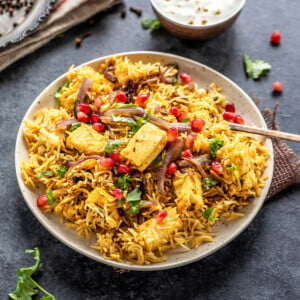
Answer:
153, 0, 241, 26
151, 0, 246, 39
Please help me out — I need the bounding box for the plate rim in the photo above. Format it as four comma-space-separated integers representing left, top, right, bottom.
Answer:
15, 51, 274, 271
0, 0, 56, 48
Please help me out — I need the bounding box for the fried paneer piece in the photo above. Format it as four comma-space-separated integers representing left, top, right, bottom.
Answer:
174, 170, 204, 212
121, 123, 167, 171
66, 124, 108, 155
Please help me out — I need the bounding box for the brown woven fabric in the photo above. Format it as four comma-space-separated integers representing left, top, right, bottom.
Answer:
262, 105, 300, 199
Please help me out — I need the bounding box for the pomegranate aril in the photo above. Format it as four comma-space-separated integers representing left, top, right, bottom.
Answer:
37, 195, 48, 208
94, 95, 103, 108
270, 30, 281, 45
115, 90, 127, 103
92, 122, 104, 133
272, 81, 283, 92
77, 111, 90, 123
170, 106, 180, 117
225, 103, 235, 113
77, 103, 91, 114
223, 112, 236, 121
156, 210, 168, 223
113, 188, 124, 201
211, 161, 223, 174
136, 94, 149, 106
180, 72, 192, 83
183, 149, 193, 158
167, 128, 178, 142
178, 112, 189, 122
91, 113, 100, 124
191, 118, 205, 132
167, 162, 177, 175
186, 134, 196, 148
100, 158, 114, 168
234, 115, 245, 125
109, 151, 121, 162
118, 164, 132, 174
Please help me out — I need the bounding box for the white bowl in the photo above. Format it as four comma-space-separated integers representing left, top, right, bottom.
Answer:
15, 51, 273, 271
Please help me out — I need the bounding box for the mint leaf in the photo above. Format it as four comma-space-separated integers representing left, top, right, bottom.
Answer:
209, 137, 224, 160
244, 53, 271, 79
105, 140, 125, 154
47, 190, 56, 205
54, 166, 68, 178
116, 174, 132, 190
202, 178, 218, 190
69, 122, 82, 132
202, 208, 215, 221
141, 19, 162, 30
37, 171, 53, 179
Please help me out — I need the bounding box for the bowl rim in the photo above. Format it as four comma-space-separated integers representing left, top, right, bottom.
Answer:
15, 50, 273, 271
150, 0, 246, 29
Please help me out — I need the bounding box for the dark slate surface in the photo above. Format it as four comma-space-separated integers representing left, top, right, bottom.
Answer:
0, 0, 299, 299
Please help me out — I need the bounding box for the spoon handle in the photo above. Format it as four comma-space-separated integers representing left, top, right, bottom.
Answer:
229, 123, 300, 143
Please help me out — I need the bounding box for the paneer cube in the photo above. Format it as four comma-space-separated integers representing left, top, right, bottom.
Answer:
66, 124, 108, 155
137, 207, 183, 251
121, 123, 167, 171
174, 170, 204, 212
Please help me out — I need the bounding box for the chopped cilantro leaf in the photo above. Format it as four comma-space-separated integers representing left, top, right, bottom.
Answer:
47, 190, 56, 205
105, 140, 125, 154
209, 137, 224, 160
69, 122, 82, 132
244, 53, 271, 80
202, 208, 215, 221
37, 171, 53, 179
54, 81, 69, 100
117, 198, 125, 205
182, 118, 189, 123
141, 19, 162, 30
54, 166, 68, 178
129, 113, 150, 135
126, 189, 143, 215
116, 174, 132, 190
202, 178, 218, 190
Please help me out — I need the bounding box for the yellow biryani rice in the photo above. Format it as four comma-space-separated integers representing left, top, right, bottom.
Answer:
21, 56, 269, 264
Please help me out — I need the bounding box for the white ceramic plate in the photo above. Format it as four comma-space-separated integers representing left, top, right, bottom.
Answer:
15, 51, 273, 271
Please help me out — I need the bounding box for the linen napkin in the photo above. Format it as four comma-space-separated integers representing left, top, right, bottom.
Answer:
0, 0, 121, 72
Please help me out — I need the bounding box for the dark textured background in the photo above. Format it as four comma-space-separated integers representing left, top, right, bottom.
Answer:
1, 0, 299, 299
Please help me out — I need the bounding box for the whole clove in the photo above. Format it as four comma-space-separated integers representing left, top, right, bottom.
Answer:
129, 6, 142, 17
75, 32, 91, 48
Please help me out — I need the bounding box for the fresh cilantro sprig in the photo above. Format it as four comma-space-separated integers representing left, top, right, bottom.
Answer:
202, 178, 218, 190
244, 53, 271, 80
202, 208, 215, 221
126, 189, 143, 215
37, 171, 53, 179
209, 137, 224, 160
8, 248, 56, 300
141, 19, 162, 30
116, 174, 132, 190
105, 140, 125, 154
129, 113, 150, 135
46, 190, 56, 205
54, 81, 69, 100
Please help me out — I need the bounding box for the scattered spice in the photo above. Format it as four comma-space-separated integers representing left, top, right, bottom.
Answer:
121, 8, 126, 18
130, 6, 142, 17
75, 32, 91, 47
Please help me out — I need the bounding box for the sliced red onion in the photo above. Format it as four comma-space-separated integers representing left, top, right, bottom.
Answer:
160, 63, 179, 85
157, 138, 184, 194
68, 155, 103, 167
185, 154, 211, 178
55, 118, 78, 129
101, 108, 145, 118
99, 116, 134, 125
74, 78, 94, 118
140, 200, 156, 208
104, 66, 117, 83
